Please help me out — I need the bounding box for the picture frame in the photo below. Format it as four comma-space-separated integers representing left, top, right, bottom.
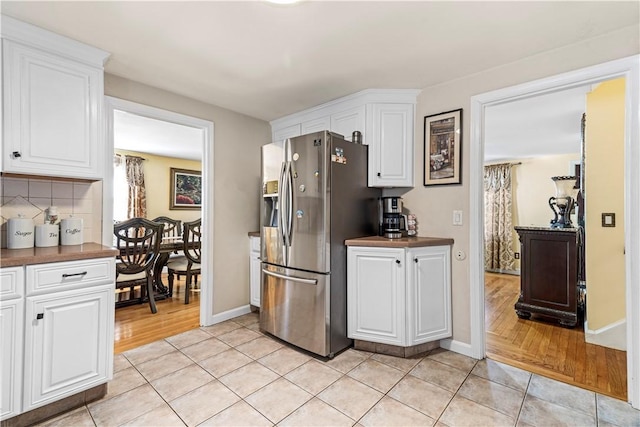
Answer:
170, 168, 202, 210
423, 108, 463, 186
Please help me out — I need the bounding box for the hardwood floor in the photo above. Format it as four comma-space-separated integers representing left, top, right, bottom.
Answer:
114, 275, 201, 354
485, 272, 627, 400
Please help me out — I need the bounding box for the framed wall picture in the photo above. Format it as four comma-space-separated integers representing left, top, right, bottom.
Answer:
424, 108, 462, 186
170, 168, 202, 210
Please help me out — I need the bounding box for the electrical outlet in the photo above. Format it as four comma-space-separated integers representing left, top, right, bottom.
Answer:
514, 252, 520, 259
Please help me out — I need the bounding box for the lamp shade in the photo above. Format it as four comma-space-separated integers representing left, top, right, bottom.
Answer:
551, 176, 578, 199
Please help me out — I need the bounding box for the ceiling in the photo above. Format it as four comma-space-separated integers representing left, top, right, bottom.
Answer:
484, 85, 591, 163
113, 110, 204, 161
2, 2, 636, 161
2, 1, 637, 123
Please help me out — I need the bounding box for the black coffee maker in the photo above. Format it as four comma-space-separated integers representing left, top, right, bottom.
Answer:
379, 197, 407, 239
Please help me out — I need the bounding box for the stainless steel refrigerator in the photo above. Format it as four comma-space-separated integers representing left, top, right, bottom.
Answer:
260, 130, 380, 357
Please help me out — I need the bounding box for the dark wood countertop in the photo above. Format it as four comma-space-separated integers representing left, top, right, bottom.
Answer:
248, 231, 260, 238
1, 243, 118, 268
345, 236, 454, 248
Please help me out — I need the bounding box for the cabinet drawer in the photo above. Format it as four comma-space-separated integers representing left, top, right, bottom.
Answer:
250, 236, 261, 252
26, 257, 115, 296
0, 267, 24, 300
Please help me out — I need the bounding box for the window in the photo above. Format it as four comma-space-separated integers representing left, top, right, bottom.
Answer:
113, 155, 128, 221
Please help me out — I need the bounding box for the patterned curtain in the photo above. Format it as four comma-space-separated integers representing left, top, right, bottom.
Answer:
125, 156, 147, 219
484, 163, 514, 271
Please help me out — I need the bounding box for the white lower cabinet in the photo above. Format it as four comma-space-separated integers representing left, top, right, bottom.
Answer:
406, 246, 452, 343
347, 248, 405, 346
23, 284, 113, 411
1, 266, 24, 420
249, 236, 261, 307
0, 257, 115, 421
347, 245, 451, 346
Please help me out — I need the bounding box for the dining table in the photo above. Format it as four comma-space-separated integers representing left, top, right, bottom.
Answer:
152, 236, 184, 296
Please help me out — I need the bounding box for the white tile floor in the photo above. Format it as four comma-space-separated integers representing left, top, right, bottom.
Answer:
37, 313, 640, 427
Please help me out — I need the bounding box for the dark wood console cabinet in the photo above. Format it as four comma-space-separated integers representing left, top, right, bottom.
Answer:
514, 226, 578, 328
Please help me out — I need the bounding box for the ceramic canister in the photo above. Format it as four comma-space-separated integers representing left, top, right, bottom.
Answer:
35, 224, 60, 247
60, 216, 83, 245
7, 214, 35, 249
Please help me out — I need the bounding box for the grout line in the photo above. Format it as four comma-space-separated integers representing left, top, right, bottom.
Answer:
514, 373, 533, 425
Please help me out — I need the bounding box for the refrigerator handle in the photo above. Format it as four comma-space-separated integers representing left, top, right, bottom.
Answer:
262, 269, 317, 285
278, 161, 288, 249
286, 161, 294, 245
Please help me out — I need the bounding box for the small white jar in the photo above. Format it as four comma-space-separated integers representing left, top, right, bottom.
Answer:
7, 214, 35, 249
35, 224, 60, 247
60, 216, 83, 246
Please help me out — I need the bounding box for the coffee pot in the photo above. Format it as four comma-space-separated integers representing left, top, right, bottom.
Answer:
379, 197, 407, 239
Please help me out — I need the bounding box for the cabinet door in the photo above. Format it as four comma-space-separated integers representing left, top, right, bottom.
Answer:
301, 116, 330, 135
2, 40, 104, 179
23, 284, 114, 412
1, 298, 24, 421
249, 237, 261, 307
272, 124, 302, 146
368, 103, 414, 187
347, 247, 405, 346
406, 246, 451, 344
331, 105, 365, 142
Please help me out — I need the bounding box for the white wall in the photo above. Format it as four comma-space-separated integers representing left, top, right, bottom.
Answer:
394, 24, 639, 344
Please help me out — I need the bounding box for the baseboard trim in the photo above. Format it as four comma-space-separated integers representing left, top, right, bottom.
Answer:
210, 305, 252, 325
440, 338, 476, 358
584, 319, 627, 351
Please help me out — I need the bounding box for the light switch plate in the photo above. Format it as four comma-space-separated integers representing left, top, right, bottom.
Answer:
602, 212, 616, 227
453, 210, 463, 226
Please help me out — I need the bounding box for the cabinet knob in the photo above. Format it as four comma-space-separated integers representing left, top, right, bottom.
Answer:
36, 313, 44, 320
395, 259, 401, 265
377, 172, 381, 177
414, 258, 418, 263
12, 151, 21, 158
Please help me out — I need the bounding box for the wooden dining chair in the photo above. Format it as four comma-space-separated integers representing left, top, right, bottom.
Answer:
151, 216, 182, 241
166, 218, 202, 304
113, 217, 164, 313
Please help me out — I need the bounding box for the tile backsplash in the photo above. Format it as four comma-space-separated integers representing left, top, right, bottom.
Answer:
0, 176, 103, 248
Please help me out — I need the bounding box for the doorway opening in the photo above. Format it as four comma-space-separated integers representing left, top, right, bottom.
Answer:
469, 56, 640, 408
103, 97, 215, 353
482, 81, 627, 400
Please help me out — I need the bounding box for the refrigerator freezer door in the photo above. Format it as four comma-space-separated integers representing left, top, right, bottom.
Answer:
260, 263, 330, 356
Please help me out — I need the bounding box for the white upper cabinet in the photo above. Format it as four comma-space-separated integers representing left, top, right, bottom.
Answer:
330, 105, 365, 142
270, 89, 419, 188
1, 16, 110, 180
272, 123, 302, 146
368, 103, 414, 187
301, 116, 330, 135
